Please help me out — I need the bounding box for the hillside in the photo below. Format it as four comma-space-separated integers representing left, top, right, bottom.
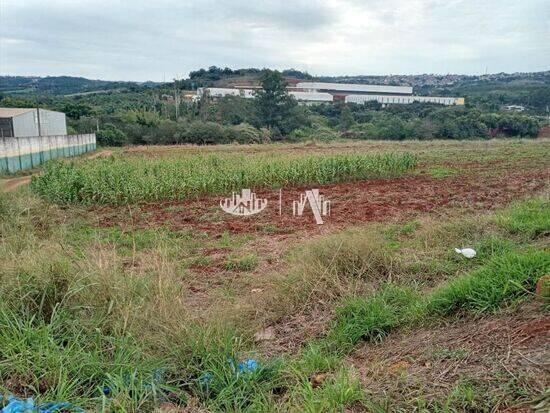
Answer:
0, 75, 158, 96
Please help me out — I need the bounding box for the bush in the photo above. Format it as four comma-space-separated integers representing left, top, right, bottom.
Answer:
289, 125, 340, 142
183, 121, 229, 144
225, 123, 264, 144
96, 123, 127, 146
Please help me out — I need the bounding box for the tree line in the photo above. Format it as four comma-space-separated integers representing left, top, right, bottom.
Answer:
0, 69, 545, 146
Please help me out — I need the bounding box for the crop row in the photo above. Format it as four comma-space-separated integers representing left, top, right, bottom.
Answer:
31, 152, 417, 204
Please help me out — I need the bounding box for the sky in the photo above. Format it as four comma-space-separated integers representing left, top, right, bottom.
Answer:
0, 0, 549, 81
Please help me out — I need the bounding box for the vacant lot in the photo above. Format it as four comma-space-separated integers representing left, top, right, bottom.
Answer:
1, 139, 549, 412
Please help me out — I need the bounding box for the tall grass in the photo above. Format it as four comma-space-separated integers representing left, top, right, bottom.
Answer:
323, 249, 549, 352
31, 152, 416, 204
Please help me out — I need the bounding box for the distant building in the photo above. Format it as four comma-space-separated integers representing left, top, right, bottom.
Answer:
196, 82, 464, 106
295, 82, 413, 100
503, 105, 525, 112
0, 108, 67, 138
346, 95, 464, 106
289, 91, 333, 104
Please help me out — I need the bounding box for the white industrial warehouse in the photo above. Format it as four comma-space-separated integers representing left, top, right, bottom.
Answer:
0, 108, 67, 138
197, 82, 464, 106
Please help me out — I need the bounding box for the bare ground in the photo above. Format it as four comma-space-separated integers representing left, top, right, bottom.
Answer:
348, 301, 550, 411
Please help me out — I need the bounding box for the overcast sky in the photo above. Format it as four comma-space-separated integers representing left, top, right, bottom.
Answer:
1, 0, 549, 81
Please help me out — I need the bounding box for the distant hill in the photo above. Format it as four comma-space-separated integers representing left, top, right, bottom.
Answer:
1, 70, 548, 112
0, 75, 158, 96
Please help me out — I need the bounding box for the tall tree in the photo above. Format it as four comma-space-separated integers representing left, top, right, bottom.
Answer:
339, 104, 355, 131
255, 70, 297, 134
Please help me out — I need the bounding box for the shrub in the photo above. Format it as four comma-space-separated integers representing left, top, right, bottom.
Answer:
225, 123, 263, 144
97, 123, 127, 146
183, 121, 229, 144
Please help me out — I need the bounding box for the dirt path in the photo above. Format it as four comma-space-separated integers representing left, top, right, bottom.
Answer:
1, 175, 32, 192
85, 149, 113, 159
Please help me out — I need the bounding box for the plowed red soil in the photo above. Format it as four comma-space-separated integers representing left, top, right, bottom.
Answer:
93, 168, 549, 236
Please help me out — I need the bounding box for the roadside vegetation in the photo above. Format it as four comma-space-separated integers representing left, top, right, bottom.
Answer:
1, 138, 548, 412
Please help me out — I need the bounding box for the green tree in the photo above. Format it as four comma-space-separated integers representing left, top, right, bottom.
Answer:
339, 105, 355, 131
62, 102, 94, 119
254, 70, 298, 136
97, 123, 127, 146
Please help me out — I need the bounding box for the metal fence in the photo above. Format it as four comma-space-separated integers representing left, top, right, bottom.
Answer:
0, 133, 96, 173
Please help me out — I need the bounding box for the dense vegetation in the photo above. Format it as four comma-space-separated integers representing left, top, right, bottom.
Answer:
0, 69, 547, 145
31, 152, 416, 204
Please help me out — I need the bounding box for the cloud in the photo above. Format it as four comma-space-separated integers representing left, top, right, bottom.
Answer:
0, 0, 548, 81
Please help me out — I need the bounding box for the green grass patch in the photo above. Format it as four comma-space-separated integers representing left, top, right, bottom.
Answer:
427, 166, 458, 179
327, 284, 421, 352
425, 249, 549, 316
323, 248, 549, 353
497, 198, 550, 239
224, 254, 259, 271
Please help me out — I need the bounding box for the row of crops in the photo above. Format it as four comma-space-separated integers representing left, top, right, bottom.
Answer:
30, 152, 417, 204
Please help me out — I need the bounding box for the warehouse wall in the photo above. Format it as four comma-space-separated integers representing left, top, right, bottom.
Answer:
11, 111, 38, 138
10, 109, 68, 138
0, 133, 96, 173
39, 109, 68, 136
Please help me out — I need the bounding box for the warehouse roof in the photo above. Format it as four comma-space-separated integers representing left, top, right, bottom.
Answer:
0, 108, 36, 118
295, 82, 413, 95
0, 108, 66, 118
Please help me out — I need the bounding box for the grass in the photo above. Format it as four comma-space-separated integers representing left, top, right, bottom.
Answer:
427, 166, 458, 179
30, 152, 417, 204
496, 198, 550, 239
323, 248, 549, 351
327, 284, 420, 352
224, 254, 259, 271
425, 249, 549, 316
1, 138, 549, 412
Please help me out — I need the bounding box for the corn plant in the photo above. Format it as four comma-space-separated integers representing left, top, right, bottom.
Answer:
31, 152, 417, 205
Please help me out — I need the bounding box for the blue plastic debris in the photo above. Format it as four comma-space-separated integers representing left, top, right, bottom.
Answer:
0, 395, 83, 413
198, 358, 260, 388
238, 359, 259, 373
102, 385, 111, 396
199, 372, 213, 386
